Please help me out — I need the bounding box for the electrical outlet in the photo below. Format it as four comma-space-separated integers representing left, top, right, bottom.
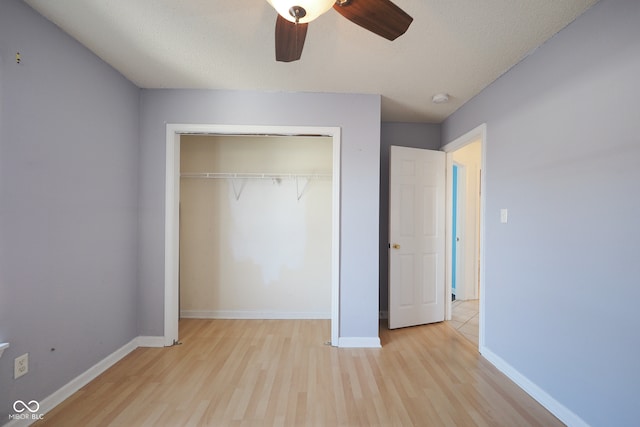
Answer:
14, 353, 28, 379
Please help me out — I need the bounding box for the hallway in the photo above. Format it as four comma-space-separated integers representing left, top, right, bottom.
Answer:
449, 299, 479, 346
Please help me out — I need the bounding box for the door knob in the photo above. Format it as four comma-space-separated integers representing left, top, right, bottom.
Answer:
392, 243, 401, 249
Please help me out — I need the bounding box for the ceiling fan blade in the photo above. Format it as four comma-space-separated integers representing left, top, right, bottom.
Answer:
334, 0, 413, 41
275, 15, 308, 62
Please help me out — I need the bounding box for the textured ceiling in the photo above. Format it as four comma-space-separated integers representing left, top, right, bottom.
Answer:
24, 0, 598, 123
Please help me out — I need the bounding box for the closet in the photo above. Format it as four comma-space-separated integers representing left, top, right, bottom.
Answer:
179, 134, 333, 318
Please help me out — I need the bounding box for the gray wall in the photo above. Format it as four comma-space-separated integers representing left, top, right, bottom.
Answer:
0, 0, 140, 420
138, 90, 382, 339
442, 0, 640, 425
379, 122, 441, 313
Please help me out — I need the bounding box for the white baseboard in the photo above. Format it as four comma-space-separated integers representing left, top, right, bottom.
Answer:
338, 337, 382, 348
180, 310, 331, 320
480, 345, 588, 427
5, 333, 587, 427
5, 338, 139, 427
5, 336, 165, 427
5, 332, 377, 426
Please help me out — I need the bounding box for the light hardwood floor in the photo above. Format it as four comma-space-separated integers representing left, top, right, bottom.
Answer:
35, 319, 563, 426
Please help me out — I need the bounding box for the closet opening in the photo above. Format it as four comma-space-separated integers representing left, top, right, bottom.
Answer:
164, 124, 342, 347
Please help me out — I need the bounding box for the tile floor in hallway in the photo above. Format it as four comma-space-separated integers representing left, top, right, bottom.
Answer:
449, 298, 479, 346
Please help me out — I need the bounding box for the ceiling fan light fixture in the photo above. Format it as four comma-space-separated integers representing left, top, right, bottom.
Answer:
267, 0, 335, 24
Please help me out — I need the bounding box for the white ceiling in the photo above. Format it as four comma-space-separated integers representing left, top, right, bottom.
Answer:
24, 0, 598, 123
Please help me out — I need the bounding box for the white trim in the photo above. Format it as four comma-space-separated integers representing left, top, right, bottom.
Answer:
330, 129, 341, 347
442, 123, 487, 348
180, 310, 331, 319
165, 124, 341, 348
5, 338, 140, 427
2, 331, 376, 427
441, 124, 487, 153
136, 336, 166, 348
5, 336, 167, 427
164, 127, 181, 346
481, 346, 589, 427
40, 339, 137, 410
338, 337, 382, 348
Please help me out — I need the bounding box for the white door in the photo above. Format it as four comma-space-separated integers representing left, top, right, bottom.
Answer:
389, 146, 446, 329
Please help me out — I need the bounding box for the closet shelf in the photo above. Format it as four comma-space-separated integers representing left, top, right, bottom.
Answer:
181, 172, 332, 201
180, 172, 331, 180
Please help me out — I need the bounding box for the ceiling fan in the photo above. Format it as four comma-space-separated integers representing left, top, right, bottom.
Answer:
267, 0, 413, 62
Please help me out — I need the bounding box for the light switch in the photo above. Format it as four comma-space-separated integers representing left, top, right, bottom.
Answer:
500, 209, 508, 224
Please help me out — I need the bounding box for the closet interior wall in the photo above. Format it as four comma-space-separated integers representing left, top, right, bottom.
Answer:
179, 135, 333, 318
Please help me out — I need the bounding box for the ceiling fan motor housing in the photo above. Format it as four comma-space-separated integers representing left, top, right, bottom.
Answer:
289, 6, 307, 21
268, 0, 335, 24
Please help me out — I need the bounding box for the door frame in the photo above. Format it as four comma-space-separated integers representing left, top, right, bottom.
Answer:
164, 124, 342, 347
442, 123, 486, 349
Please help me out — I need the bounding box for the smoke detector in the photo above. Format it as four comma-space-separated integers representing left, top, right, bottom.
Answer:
432, 93, 450, 104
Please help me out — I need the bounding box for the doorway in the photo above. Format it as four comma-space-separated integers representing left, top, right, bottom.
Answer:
443, 124, 486, 349
164, 124, 342, 347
